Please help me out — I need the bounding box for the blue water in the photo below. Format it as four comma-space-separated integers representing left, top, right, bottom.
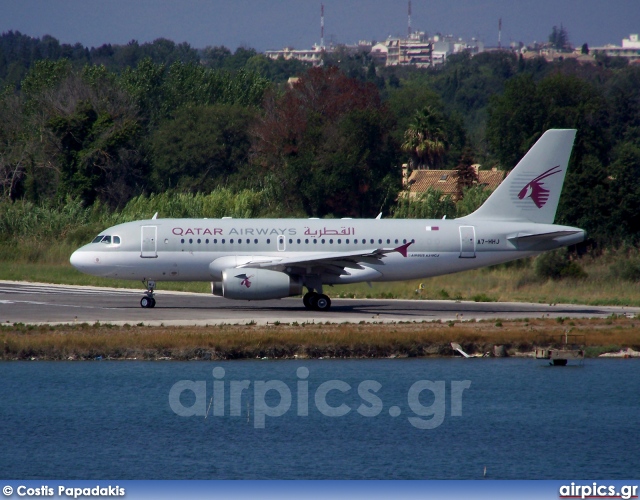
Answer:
0, 359, 638, 479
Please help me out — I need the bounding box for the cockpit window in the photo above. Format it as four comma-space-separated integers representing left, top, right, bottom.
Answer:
92, 235, 119, 244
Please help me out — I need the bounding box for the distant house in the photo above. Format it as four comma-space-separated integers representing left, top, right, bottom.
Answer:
265, 45, 325, 66
401, 165, 505, 201
590, 34, 640, 63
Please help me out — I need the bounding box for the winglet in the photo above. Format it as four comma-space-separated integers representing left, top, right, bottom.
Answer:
394, 241, 413, 257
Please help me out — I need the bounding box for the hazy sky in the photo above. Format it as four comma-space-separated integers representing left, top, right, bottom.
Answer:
2, 0, 638, 51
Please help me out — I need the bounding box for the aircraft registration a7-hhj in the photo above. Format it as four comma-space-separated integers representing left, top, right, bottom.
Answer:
70, 129, 585, 311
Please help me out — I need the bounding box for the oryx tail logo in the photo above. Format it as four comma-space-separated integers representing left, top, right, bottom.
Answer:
235, 273, 254, 288
518, 166, 562, 208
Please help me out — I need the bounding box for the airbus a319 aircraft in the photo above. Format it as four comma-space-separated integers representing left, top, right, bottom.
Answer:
70, 129, 585, 311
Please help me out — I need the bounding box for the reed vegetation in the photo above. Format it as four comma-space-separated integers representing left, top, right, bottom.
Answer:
2, 317, 639, 360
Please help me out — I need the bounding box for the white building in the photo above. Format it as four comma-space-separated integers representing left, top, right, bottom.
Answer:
590, 34, 640, 63
265, 32, 483, 69
265, 45, 325, 66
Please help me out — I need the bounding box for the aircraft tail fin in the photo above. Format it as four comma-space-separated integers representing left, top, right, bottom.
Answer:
461, 129, 576, 224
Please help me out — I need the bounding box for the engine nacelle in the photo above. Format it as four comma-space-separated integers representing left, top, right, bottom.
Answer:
212, 268, 302, 300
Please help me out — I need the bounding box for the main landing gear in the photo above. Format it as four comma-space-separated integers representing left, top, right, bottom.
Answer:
303, 291, 331, 311
140, 280, 156, 308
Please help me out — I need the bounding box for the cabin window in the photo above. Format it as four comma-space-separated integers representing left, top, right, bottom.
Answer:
305, 239, 309, 244
297, 239, 301, 244
313, 239, 317, 244
337, 239, 341, 244
189, 239, 193, 244
222, 239, 225, 244
403, 239, 407, 244
370, 239, 374, 244
387, 239, 390, 244
205, 239, 209, 244
378, 239, 382, 244
267, 238, 271, 244
254, 239, 258, 244
197, 239, 201, 244
395, 239, 398, 244
321, 239, 325, 244
181, 239, 185, 244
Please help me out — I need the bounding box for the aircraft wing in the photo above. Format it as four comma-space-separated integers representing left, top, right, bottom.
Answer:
236, 242, 412, 276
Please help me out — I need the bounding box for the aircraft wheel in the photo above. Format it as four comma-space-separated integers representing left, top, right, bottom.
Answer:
303, 292, 317, 309
149, 297, 156, 308
140, 296, 155, 308
313, 294, 331, 311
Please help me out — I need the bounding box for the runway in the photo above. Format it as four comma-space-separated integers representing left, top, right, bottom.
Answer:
0, 280, 637, 326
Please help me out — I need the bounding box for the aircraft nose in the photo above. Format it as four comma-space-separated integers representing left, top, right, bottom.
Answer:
70, 249, 100, 274
70, 249, 87, 270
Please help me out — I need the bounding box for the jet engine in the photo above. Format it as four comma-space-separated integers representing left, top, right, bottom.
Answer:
211, 268, 302, 300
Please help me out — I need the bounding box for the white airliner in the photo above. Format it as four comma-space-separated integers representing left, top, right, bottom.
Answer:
70, 129, 585, 311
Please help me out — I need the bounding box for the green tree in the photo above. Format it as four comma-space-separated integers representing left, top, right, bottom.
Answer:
454, 147, 478, 199
119, 58, 269, 125
486, 73, 546, 169
401, 106, 448, 169
391, 188, 456, 219
20, 62, 146, 207
549, 25, 570, 51
455, 185, 492, 217
607, 144, 640, 242
150, 104, 256, 192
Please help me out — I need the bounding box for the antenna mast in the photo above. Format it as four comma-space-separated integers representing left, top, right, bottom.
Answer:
321, 3, 325, 47
498, 18, 502, 49
408, 1, 412, 37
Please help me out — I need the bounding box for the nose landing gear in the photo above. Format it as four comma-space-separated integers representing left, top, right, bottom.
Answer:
140, 280, 156, 308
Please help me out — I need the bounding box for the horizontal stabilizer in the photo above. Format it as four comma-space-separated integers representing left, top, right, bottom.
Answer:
507, 230, 582, 245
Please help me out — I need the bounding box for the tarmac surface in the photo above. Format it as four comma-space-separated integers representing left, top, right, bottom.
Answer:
0, 280, 638, 326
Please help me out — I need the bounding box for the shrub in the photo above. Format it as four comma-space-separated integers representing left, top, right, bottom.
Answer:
534, 250, 587, 280
609, 258, 640, 282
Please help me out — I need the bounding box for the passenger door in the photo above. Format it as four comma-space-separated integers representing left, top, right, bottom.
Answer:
141, 226, 158, 258
459, 225, 476, 258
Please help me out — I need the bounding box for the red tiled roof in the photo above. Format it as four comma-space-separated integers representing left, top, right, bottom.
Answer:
405, 168, 505, 199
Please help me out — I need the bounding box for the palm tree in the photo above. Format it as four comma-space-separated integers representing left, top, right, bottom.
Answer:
401, 106, 448, 169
